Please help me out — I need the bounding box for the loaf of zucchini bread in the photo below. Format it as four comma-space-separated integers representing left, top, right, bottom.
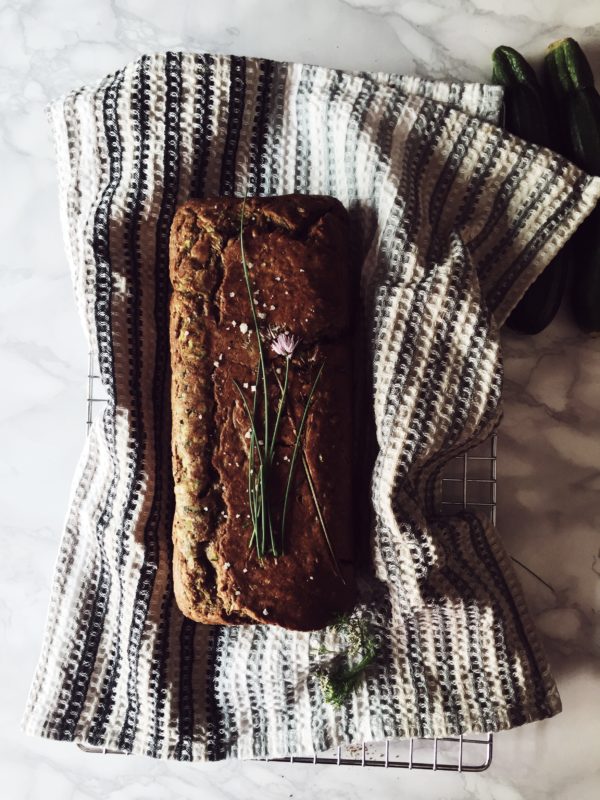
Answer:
169, 194, 356, 631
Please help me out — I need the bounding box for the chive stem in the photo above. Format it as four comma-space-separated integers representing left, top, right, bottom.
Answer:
234, 377, 264, 556
260, 463, 267, 558
237, 198, 326, 565
280, 361, 325, 552
233, 380, 264, 467
247, 360, 262, 547
239, 196, 272, 561
302, 451, 344, 583
269, 356, 289, 459
239, 198, 270, 479
273, 370, 341, 577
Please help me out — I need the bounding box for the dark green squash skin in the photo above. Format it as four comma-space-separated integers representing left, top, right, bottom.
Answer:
493, 46, 569, 335
546, 38, 600, 333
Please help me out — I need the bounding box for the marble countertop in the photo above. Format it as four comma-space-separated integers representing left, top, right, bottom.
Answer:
2, 1, 599, 797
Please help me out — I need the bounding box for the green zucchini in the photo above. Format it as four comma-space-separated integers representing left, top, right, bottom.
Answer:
545, 38, 600, 333
492, 46, 552, 146
492, 46, 569, 334
566, 89, 600, 174
570, 215, 600, 333
546, 38, 595, 94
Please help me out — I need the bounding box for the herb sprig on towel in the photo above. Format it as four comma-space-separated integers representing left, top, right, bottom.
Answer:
317, 615, 378, 707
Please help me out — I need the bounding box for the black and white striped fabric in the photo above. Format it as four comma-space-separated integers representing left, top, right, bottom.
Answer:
23, 52, 600, 760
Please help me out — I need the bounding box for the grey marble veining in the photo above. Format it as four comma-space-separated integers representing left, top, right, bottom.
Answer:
1, 1, 599, 797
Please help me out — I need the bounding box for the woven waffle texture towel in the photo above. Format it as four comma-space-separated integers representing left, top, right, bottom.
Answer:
23, 52, 600, 761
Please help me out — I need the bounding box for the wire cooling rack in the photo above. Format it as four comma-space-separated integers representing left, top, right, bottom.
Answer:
80, 352, 495, 771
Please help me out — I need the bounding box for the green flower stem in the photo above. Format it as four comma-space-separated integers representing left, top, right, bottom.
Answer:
233, 380, 264, 466
236, 198, 327, 564
302, 451, 344, 583
247, 435, 257, 549
233, 378, 265, 556
268, 505, 277, 557
239, 198, 270, 472
260, 463, 268, 558
239, 198, 272, 561
247, 362, 262, 549
247, 457, 261, 551
266, 355, 289, 557
280, 361, 325, 553
273, 370, 342, 579
269, 356, 289, 460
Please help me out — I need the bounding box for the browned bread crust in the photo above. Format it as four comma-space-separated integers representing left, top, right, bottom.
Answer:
169, 194, 356, 631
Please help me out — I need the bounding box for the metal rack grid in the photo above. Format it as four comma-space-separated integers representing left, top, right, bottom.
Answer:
81, 352, 496, 772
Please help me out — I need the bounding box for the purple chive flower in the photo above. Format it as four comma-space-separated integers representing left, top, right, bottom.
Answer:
271, 331, 299, 359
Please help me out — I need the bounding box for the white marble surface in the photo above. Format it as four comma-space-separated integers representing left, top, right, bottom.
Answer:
2, 0, 599, 797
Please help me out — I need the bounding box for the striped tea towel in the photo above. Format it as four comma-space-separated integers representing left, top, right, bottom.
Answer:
23, 52, 600, 761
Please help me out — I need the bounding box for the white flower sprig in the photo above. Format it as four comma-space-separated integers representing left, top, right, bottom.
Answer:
271, 332, 299, 359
